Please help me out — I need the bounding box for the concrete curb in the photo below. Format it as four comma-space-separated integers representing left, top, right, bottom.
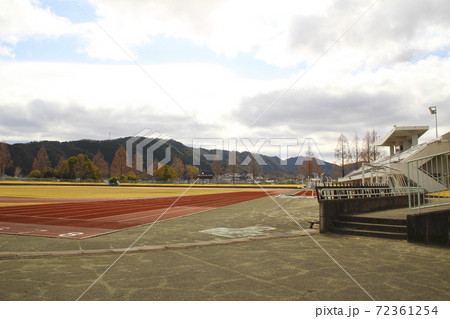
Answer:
0, 231, 318, 260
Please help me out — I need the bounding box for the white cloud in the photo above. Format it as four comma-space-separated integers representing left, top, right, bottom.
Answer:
233, 54, 450, 143
81, 0, 335, 64
0, 0, 75, 55
0, 45, 15, 58
1, 0, 449, 161
3, 0, 450, 69
1, 51, 449, 158
0, 61, 285, 141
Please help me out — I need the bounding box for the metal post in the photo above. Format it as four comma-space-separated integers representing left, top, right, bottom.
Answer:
361, 162, 365, 186
407, 162, 411, 209
446, 154, 449, 188
417, 161, 421, 212
440, 154, 444, 198
435, 109, 438, 138
429, 106, 438, 138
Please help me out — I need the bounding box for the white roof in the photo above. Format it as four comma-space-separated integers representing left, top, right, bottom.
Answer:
375, 126, 429, 147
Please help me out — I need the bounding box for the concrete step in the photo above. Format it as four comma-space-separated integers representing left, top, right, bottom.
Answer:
336, 214, 407, 226
334, 220, 407, 233
332, 228, 407, 240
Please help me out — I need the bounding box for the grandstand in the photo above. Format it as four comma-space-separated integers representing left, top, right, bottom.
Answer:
340, 126, 449, 196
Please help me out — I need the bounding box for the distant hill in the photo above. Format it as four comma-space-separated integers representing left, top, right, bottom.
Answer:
3, 137, 355, 179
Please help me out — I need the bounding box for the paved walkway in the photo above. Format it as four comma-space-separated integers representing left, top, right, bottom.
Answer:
0, 196, 449, 301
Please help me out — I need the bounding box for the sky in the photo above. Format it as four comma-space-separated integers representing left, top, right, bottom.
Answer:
1, 0, 449, 162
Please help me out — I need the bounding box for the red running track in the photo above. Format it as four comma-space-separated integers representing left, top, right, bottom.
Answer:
293, 190, 317, 197
0, 190, 285, 239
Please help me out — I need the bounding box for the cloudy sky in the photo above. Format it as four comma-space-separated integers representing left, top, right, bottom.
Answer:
1, 0, 449, 161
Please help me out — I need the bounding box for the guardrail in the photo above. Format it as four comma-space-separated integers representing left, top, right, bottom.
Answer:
316, 185, 412, 201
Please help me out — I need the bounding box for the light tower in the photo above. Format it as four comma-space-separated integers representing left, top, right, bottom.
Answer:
428, 106, 438, 138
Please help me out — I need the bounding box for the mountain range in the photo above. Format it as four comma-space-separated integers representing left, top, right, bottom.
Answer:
3, 137, 355, 179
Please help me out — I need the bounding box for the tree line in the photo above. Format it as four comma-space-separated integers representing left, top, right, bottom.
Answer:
0, 142, 259, 182
0, 141, 334, 182
0, 143, 203, 182
2, 135, 378, 182
334, 129, 384, 178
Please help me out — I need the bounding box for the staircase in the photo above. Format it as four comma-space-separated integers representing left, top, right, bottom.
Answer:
332, 215, 407, 240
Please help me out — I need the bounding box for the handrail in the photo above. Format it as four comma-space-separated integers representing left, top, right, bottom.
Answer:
406, 150, 450, 163
407, 151, 449, 210
316, 186, 416, 201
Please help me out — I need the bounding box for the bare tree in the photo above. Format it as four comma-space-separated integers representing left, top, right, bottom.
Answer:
335, 133, 352, 178
172, 156, 185, 181
248, 156, 262, 182
110, 145, 129, 177
298, 144, 322, 178
227, 151, 240, 184
351, 132, 361, 170
361, 129, 381, 162
246, 156, 262, 183
361, 131, 371, 163
370, 129, 381, 161
93, 151, 109, 179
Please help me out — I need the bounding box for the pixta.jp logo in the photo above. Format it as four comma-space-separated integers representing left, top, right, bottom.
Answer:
126, 129, 171, 176
126, 130, 326, 174
192, 137, 325, 166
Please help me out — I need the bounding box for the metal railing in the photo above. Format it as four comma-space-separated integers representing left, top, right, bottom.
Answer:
316, 185, 412, 201
407, 151, 450, 210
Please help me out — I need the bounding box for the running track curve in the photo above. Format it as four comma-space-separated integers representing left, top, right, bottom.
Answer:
0, 190, 286, 239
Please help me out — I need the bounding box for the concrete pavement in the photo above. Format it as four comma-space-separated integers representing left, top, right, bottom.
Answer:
0, 196, 449, 300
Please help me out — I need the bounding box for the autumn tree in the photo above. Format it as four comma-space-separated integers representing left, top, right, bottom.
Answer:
110, 145, 129, 178
56, 156, 70, 179
211, 158, 223, 182
335, 133, 352, 178
185, 165, 199, 181
28, 170, 42, 178
73, 154, 91, 179
43, 167, 56, 178
32, 146, 51, 176
298, 144, 322, 178
172, 156, 185, 181
63, 154, 101, 180
93, 151, 109, 179
154, 164, 177, 182
0, 142, 13, 176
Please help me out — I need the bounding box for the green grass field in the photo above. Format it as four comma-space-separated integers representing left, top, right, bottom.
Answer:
0, 184, 273, 200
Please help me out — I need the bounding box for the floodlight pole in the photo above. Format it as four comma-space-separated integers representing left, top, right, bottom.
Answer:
429, 106, 438, 138
434, 108, 438, 138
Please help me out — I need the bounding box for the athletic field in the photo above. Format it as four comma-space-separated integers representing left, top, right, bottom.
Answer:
0, 183, 290, 238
